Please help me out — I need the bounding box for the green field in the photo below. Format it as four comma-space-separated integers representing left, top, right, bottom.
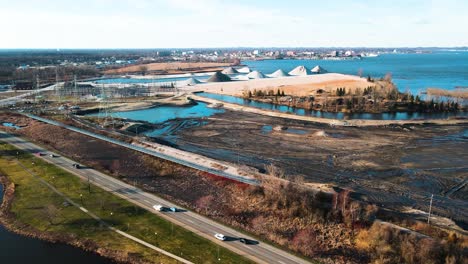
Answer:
0, 141, 253, 264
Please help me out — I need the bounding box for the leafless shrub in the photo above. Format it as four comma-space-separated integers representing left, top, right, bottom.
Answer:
265, 163, 285, 179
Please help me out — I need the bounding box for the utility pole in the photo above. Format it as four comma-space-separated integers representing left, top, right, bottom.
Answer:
55, 67, 60, 103
427, 194, 434, 224
74, 74, 78, 104
87, 175, 91, 193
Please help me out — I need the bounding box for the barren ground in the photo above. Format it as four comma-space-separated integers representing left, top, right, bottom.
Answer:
150, 110, 468, 228
104, 62, 231, 75
183, 73, 372, 96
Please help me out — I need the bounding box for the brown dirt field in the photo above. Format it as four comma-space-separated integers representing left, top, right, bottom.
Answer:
280, 79, 375, 96
155, 110, 468, 228
104, 62, 232, 75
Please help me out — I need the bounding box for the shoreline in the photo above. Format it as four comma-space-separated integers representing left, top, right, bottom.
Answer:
0, 175, 147, 264
191, 94, 468, 127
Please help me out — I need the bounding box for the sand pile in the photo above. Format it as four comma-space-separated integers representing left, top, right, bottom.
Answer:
289, 66, 311, 76
313, 130, 329, 137
269, 69, 290, 78
207, 71, 232, 82
183, 77, 201, 86
247, 71, 266, 79
311, 65, 327, 74
221, 67, 239, 74
237, 66, 251, 73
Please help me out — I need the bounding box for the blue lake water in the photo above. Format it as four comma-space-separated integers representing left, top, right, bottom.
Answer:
97, 52, 468, 95
91, 102, 224, 124
244, 51, 468, 94
197, 92, 467, 120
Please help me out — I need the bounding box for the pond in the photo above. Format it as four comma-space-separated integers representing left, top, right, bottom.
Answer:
196, 92, 468, 120
0, 184, 113, 264
90, 102, 224, 124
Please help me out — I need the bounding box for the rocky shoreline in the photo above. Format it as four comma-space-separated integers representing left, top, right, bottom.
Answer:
0, 175, 148, 264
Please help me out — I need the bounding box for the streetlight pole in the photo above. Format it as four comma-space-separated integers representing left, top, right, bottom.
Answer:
87, 175, 91, 193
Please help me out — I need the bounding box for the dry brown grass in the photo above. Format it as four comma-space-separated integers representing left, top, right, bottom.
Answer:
104, 62, 231, 75
280, 79, 375, 96
427, 88, 468, 99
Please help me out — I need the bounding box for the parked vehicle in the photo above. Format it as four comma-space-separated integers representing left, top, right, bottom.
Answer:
49, 154, 57, 158
239, 238, 247, 244
36, 152, 46, 156
214, 233, 226, 241
72, 163, 80, 169
169, 207, 177, 212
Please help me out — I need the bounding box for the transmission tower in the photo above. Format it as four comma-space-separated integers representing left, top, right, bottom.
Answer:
98, 83, 115, 128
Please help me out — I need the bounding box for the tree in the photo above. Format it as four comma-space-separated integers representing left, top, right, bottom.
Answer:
139, 65, 149, 76
281, 90, 285, 96
248, 90, 252, 98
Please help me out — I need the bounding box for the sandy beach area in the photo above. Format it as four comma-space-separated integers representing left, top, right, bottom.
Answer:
182, 73, 371, 96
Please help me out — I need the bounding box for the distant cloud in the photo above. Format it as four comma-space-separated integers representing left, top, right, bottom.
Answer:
0, 0, 467, 48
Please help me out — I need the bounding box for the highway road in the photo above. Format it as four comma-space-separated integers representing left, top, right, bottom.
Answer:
0, 131, 310, 264
0, 84, 59, 106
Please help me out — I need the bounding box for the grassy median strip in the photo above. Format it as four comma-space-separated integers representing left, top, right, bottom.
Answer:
0, 141, 253, 264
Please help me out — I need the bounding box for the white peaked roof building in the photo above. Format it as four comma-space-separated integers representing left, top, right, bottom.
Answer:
237, 66, 251, 73
288, 66, 311, 76
246, 70, 266, 79
269, 69, 290, 78
311, 65, 327, 74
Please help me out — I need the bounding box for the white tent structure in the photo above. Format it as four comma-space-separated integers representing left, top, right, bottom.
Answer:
288, 66, 311, 76
311, 65, 327, 74
268, 69, 290, 78
221, 67, 239, 74
237, 66, 251, 73
246, 70, 266, 79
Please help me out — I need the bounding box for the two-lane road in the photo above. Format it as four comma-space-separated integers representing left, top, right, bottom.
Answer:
0, 131, 310, 264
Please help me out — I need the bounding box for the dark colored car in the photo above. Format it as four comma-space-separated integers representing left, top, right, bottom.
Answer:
72, 163, 80, 169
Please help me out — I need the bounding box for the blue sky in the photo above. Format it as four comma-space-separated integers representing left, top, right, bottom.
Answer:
1, 0, 467, 48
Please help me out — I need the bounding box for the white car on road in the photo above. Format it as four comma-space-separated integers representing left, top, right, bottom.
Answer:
153, 205, 165, 211
214, 233, 226, 241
